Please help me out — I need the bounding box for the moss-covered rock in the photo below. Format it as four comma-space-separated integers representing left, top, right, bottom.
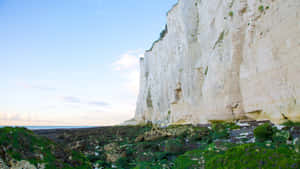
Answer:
0, 127, 91, 169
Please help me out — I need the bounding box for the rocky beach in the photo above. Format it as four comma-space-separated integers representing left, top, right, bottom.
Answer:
1, 120, 300, 168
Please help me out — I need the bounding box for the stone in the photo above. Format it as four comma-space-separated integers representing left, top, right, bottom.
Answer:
9, 160, 37, 169
0, 158, 9, 169
134, 0, 300, 125
135, 135, 144, 142
103, 143, 125, 163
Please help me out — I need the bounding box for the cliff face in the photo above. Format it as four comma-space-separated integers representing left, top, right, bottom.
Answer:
134, 0, 300, 125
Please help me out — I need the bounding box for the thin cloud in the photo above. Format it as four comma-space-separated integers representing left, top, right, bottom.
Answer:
62, 97, 110, 108
9, 114, 22, 121
0, 112, 8, 121
88, 101, 110, 107
113, 49, 144, 71
63, 96, 81, 103
21, 83, 56, 91
30, 85, 56, 91
0, 112, 31, 122
113, 49, 144, 95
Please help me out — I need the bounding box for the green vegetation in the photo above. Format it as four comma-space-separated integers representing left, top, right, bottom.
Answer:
162, 138, 184, 154
210, 121, 240, 140
206, 143, 299, 169
213, 31, 225, 49
159, 24, 168, 40
253, 122, 292, 144
282, 120, 300, 128
1, 120, 300, 169
229, 11, 234, 17
146, 24, 168, 52
258, 5, 264, 12
0, 127, 92, 169
204, 66, 208, 76
175, 142, 300, 169
146, 90, 153, 108
253, 123, 274, 142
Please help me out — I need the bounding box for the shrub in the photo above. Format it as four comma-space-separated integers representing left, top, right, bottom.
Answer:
258, 5, 264, 12
254, 123, 273, 142
229, 11, 234, 17
273, 130, 290, 144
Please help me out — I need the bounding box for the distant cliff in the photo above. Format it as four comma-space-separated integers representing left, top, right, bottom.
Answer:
133, 0, 300, 125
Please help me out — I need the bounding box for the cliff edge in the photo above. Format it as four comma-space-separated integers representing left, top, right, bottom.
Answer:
134, 0, 300, 125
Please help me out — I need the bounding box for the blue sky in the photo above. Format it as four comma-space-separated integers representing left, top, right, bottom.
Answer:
0, 0, 177, 126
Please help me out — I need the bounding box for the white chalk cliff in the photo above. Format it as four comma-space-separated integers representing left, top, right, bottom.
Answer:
134, 0, 300, 125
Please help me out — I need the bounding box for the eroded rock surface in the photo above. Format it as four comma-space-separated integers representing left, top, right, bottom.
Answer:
135, 0, 300, 125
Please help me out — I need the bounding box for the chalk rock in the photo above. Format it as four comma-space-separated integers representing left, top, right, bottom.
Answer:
134, 0, 300, 124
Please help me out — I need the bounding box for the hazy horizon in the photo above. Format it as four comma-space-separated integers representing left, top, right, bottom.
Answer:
0, 0, 177, 126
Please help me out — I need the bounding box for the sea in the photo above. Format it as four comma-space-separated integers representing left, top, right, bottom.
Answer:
0, 126, 98, 130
